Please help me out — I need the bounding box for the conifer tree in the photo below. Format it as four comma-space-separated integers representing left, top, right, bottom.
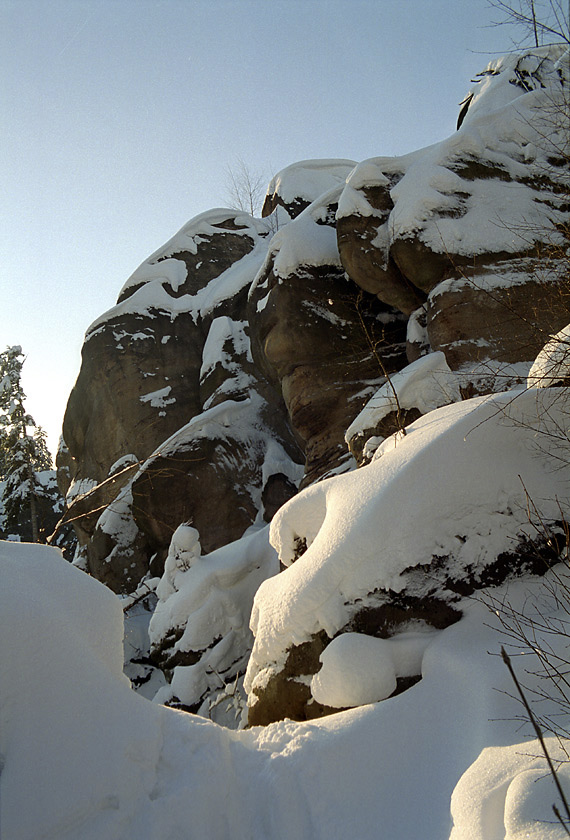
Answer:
0, 346, 52, 541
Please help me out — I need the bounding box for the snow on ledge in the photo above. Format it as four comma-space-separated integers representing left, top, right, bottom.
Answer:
266, 158, 356, 206
345, 351, 461, 444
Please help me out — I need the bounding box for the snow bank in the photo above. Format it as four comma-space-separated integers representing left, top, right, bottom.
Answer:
3, 539, 570, 839
0, 541, 160, 840
450, 737, 570, 840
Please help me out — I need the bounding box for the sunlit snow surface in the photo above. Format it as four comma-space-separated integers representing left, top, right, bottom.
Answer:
345, 351, 462, 448
528, 323, 570, 388
3, 540, 570, 839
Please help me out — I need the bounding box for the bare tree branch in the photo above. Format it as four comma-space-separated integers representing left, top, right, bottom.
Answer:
224, 158, 266, 217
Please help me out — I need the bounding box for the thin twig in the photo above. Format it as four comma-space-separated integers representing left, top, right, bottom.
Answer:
502, 646, 570, 834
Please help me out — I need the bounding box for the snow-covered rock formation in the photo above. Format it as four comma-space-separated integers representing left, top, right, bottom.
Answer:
2, 41, 569, 839
4, 441, 570, 839
245, 386, 570, 724
54, 45, 570, 731
338, 46, 570, 396
58, 210, 304, 592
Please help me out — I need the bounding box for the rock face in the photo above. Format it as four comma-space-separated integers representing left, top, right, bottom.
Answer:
337, 47, 570, 396
59, 209, 304, 592
58, 46, 570, 726
249, 185, 408, 486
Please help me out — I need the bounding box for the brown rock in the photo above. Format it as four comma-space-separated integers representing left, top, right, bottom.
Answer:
247, 632, 331, 726
337, 183, 427, 315
249, 263, 408, 484
249, 190, 408, 485
59, 210, 303, 592
426, 257, 570, 388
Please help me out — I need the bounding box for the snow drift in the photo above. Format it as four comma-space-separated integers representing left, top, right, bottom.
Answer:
3, 537, 570, 839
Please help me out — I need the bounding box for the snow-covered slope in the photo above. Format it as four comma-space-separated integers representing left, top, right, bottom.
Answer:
3, 534, 570, 838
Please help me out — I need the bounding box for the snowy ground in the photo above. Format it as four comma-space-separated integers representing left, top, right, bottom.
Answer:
3, 503, 570, 838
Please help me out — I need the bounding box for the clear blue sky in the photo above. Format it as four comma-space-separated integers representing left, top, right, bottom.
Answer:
1, 0, 511, 456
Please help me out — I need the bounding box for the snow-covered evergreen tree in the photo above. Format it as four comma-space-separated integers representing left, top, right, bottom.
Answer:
0, 346, 52, 541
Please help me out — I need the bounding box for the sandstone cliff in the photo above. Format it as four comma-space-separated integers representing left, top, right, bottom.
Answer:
58, 45, 569, 725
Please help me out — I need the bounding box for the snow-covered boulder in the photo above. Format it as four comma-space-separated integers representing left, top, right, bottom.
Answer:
62, 209, 268, 491
261, 158, 356, 220
59, 209, 304, 591
245, 387, 570, 725
84, 388, 302, 592
337, 46, 570, 392
56, 46, 570, 725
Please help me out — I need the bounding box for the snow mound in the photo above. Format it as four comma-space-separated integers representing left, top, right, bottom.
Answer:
246, 387, 570, 689
311, 629, 436, 708
528, 324, 570, 387
0, 541, 158, 839
3, 540, 570, 839
450, 738, 570, 840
